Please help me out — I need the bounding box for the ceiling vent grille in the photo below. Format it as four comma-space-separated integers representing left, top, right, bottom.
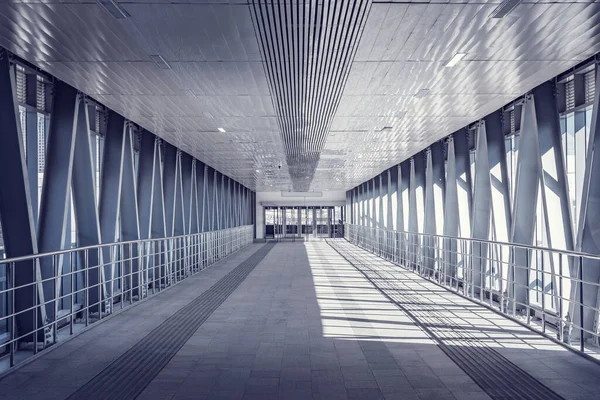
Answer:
509, 110, 515, 134
96, 0, 130, 19
16, 65, 25, 104
565, 79, 575, 111
250, 0, 372, 191
490, 0, 522, 19
585, 70, 595, 104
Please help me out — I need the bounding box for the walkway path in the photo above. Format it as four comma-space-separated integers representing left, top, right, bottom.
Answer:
0, 241, 599, 400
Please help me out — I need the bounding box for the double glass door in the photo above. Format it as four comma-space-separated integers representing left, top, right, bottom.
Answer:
264, 206, 345, 241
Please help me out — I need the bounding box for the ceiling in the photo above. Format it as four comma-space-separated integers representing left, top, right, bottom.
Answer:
0, 0, 599, 191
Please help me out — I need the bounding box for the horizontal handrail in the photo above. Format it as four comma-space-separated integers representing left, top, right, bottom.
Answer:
344, 223, 600, 359
0, 226, 249, 264
346, 224, 600, 260
0, 225, 254, 374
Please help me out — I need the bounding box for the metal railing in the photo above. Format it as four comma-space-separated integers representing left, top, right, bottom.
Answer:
345, 223, 600, 358
0, 225, 253, 372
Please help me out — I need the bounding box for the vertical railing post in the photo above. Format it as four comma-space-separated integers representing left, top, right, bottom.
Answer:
85, 249, 89, 326
526, 250, 531, 324
34, 259, 39, 354
541, 249, 546, 334
479, 244, 484, 302
52, 254, 58, 344
559, 253, 564, 343
579, 255, 584, 353
10, 262, 16, 368
70, 252, 74, 337
119, 244, 124, 309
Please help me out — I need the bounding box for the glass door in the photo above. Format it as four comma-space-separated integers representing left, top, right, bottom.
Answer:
285, 207, 299, 238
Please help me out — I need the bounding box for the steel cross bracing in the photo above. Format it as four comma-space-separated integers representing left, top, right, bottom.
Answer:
345, 61, 600, 358
0, 49, 256, 371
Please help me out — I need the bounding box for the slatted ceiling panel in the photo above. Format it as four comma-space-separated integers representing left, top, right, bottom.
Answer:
330, 1, 600, 189
250, 0, 372, 191
2, 2, 600, 191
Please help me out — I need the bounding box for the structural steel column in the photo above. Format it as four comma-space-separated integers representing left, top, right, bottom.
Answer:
408, 158, 420, 266
120, 125, 141, 292
0, 52, 43, 339
179, 152, 192, 274
532, 82, 575, 320
359, 183, 364, 226
444, 136, 459, 279
575, 67, 600, 338
190, 161, 199, 234
72, 97, 103, 307
510, 95, 541, 308
206, 168, 214, 231
98, 111, 126, 301
471, 122, 493, 295
365, 181, 371, 229
423, 142, 445, 273
485, 111, 512, 294
163, 143, 177, 237
150, 139, 166, 240
25, 73, 39, 226
173, 151, 185, 237
37, 81, 79, 322
137, 130, 155, 241
200, 163, 208, 232
386, 169, 394, 230
380, 174, 386, 229
137, 132, 161, 287
368, 179, 374, 229
214, 170, 220, 230
180, 153, 193, 236
400, 161, 411, 263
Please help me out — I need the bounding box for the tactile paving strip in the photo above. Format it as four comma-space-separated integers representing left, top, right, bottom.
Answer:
327, 240, 564, 400
68, 243, 276, 400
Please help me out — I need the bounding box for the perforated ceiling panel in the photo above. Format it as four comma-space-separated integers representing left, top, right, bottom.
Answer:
0, 1, 599, 192
250, 0, 371, 191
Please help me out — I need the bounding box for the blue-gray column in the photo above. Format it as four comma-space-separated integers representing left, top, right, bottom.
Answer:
0, 52, 42, 340
510, 96, 541, 308
137, 130, 155, 241
444, 136, 459, 279
197, 162, 206, 232
190, 160, 199, 234
173, 151, 185, 237
531, 82, 575, 320
72, 97, 103, 308
37, 82, 79, 322
162, 143, 177, 237
206, 167, 215, 231
119, 125, 141, 293
151, 139, 166, 239
25, 73, 39, 226
98, 111, 126, 301
471, 122, 493, 295
574, 67, 600, 338
180, 153, 193, 235
485, 111, 512, 294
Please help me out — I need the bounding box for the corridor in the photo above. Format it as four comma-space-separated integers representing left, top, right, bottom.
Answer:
0, 242, 599, 400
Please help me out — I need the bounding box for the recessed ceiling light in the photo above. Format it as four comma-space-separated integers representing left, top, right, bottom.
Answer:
490, 0, 522, 19
446, 53, 466, 68
96, 0, 130, 19
217, 127, 226, 133
149, 54, 171, 70
358, 154, 363, 159
414, 88, 430, 98
255, 169, 260, 172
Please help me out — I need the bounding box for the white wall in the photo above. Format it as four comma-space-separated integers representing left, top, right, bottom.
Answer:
255, 191, 346, 239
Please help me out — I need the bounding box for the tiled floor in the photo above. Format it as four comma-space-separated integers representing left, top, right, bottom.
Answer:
1, 241, 599, 400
